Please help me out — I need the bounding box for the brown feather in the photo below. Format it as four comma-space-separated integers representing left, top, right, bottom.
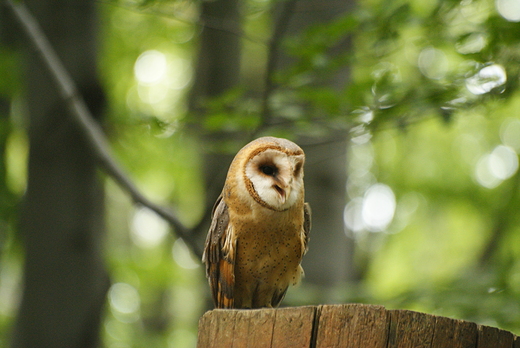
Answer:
303, 202, 312, 252
217, 259, 235, 308
202, 194, 236, 308
202, 137, 311, 309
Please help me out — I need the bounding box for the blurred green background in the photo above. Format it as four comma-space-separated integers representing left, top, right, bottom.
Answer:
2, 0, 520, 346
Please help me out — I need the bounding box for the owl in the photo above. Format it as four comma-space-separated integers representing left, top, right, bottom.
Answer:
202, 136, 311, 309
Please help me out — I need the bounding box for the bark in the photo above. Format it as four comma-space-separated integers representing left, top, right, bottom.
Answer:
271, 0, 357, 286
301, 137, 353, 285
11, 1, 108, 347
198, 304, 515, 348
188, 0, 242, 241
190, 0, 242, 101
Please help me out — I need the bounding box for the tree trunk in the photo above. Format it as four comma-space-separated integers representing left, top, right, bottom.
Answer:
301, 137, 353, 285
198, 304, 517, 348
11, 1, 108, 347
188, 0, 242, 241
272, 0, 357, 286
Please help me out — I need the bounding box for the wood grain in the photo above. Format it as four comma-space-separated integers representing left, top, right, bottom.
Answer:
271, 306, 315, 348
431, 316, 477, 348
388, 310, 435, 348
315, 304, 388, 348
477, 324, 514, 348
197, 304, 519, 348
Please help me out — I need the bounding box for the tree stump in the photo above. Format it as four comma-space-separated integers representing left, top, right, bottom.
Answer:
197, 304, 519, 348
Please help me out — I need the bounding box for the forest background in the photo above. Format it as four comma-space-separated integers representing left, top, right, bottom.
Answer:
2, 0, 520, 347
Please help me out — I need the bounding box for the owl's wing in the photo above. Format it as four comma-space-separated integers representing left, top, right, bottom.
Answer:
302, 202, 312, 253
202, 194, 236, 308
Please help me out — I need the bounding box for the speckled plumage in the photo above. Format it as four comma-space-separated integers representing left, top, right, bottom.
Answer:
203, 137, 311, 309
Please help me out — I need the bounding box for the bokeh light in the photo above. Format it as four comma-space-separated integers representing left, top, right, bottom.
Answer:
131, 207, 169, 249
108, 283, 140, 322
418, 46, 448, 80
134, 50, 167, 85
131, 49, 192, 114
466, 64, 507, 95
344, 197, 364, 233
489, 145, 518, 180
455, 33, 487, 54
344, 183, 396, 233
475, 145, 518, 188
362, 184, 397, 232
496, 0, 520, 22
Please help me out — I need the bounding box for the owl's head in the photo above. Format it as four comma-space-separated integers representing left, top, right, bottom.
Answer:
233, 137, 305, 212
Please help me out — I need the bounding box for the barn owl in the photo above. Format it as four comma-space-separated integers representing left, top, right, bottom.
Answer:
203, 136, 311, 309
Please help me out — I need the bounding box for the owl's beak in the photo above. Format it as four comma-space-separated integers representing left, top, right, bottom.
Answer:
274, 180, 291, 204
274, 185, 286, 203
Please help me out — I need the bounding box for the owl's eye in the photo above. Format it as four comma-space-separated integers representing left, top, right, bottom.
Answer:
260, 165, 276, 176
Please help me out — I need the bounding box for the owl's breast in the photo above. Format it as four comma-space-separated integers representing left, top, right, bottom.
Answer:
232, 211, 304, 288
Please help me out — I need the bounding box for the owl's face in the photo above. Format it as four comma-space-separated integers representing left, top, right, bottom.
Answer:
242, 140, 305, 212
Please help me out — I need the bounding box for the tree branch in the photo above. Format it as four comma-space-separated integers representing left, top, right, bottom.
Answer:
4, 0, 202, 258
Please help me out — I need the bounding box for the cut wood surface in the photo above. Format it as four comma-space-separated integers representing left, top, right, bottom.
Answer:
197, 304, 518, 348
